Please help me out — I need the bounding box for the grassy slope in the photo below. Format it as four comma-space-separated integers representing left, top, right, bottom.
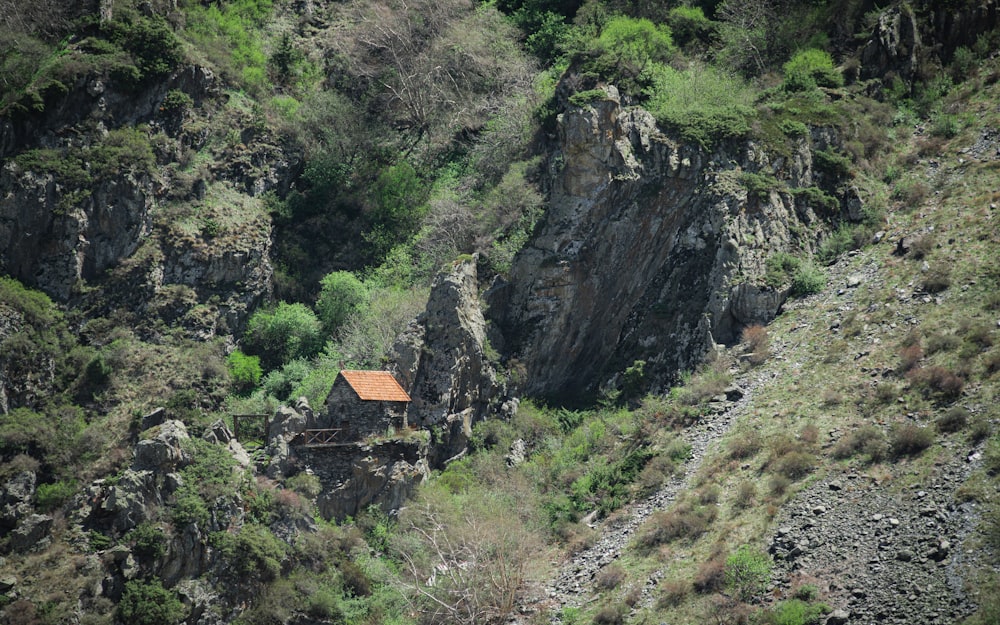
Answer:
492, 63, 1000, 625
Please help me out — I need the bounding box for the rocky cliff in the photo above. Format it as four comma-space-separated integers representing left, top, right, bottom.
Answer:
393, 257, 511, 465
490, 86, 846, 402
0, 61, 293, 336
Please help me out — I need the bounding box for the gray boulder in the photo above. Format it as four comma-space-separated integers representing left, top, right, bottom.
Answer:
134, 420, 191, 472
9, 513, 53, 553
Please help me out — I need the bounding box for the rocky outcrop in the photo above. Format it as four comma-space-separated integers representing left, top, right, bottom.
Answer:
393, 257, 506, 463
297, 438, 429, 520
860, 5, 923, 82
0, 471, 36, 534
489, 87, 829, 401
0, 166, 155, 301
859, 2, 1000, 85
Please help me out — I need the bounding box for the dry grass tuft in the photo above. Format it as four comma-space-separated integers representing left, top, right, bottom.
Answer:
890, 423, 934, 457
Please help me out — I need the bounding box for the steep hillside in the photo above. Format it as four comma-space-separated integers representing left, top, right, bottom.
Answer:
2, 1, 1000, 625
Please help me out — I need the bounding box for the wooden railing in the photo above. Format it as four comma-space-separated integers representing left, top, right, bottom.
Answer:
299, 429, 343, 446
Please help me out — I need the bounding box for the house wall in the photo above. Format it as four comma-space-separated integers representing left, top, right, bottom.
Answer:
321, 376, 408, 441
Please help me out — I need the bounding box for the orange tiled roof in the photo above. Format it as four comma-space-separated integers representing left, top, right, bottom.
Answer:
340, 370, 411, 402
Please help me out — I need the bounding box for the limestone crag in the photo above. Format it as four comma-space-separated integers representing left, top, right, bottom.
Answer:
491, 86, 836, 400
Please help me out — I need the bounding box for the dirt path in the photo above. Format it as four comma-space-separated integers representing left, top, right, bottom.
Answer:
511, 365, 770, 622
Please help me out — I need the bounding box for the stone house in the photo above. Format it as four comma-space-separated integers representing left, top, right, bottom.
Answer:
320, 370, 411, 441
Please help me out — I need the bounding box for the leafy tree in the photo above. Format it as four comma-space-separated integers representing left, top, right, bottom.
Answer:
783, 48, 842, 91
365, 161, 429, 258
596, 16, 674, 75
316, 270, 367, 335
117, 579, 186, 625
243, 302, 323, 371
226, 350, 262, 394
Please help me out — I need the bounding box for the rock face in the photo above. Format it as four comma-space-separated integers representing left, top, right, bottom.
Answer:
490, 86, 831, 401
0, 63, 279, 337
0, 471, 37, 535
297, 439, 429, 521
0, 167, 154, 301
393, 257, 505, 463
860, 5, 923, 82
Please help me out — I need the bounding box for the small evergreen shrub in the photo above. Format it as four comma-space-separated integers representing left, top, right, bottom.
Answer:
130, 523, 167, 561
35, 480, 76, 512
117, 579, 186, 625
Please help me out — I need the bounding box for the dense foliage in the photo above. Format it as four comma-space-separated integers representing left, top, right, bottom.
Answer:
3, 1, 1000, 624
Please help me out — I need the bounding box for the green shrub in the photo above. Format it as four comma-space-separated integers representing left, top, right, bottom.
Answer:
35, 480, 76, 512
762, 598, 829, 625
262, 358, 312, 402
103, 13, 182, 83
285, 472, 322, 499
161, 89, 193, 113
172, 491, 210, 528
816, 224, 854, 265
790, 262, 825, 297
305, 589, 342, 620
316, 271, 367, 335
211, 524, 286, 583
783, 49, 842, 92
645, 63, 755, 147
568, 89, 608, 107
243, 302, 323, 370
814, 148, 853, 178
130, 523, 167, 561
725, 544, 772, 602
227, 350, 262, 393
365, 161, 429, 258
740, 172, 784, 201
182, 0, 274, 92
89, 530, 113, 551
779, 119, 809, 137
794, 186, 839, 216
667, 6, 714, 49
764, 252, 800, 289
597, 16, 674, 74
117, 579, 186, 625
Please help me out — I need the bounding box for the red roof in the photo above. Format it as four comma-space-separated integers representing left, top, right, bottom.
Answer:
340, 370, 411, 402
